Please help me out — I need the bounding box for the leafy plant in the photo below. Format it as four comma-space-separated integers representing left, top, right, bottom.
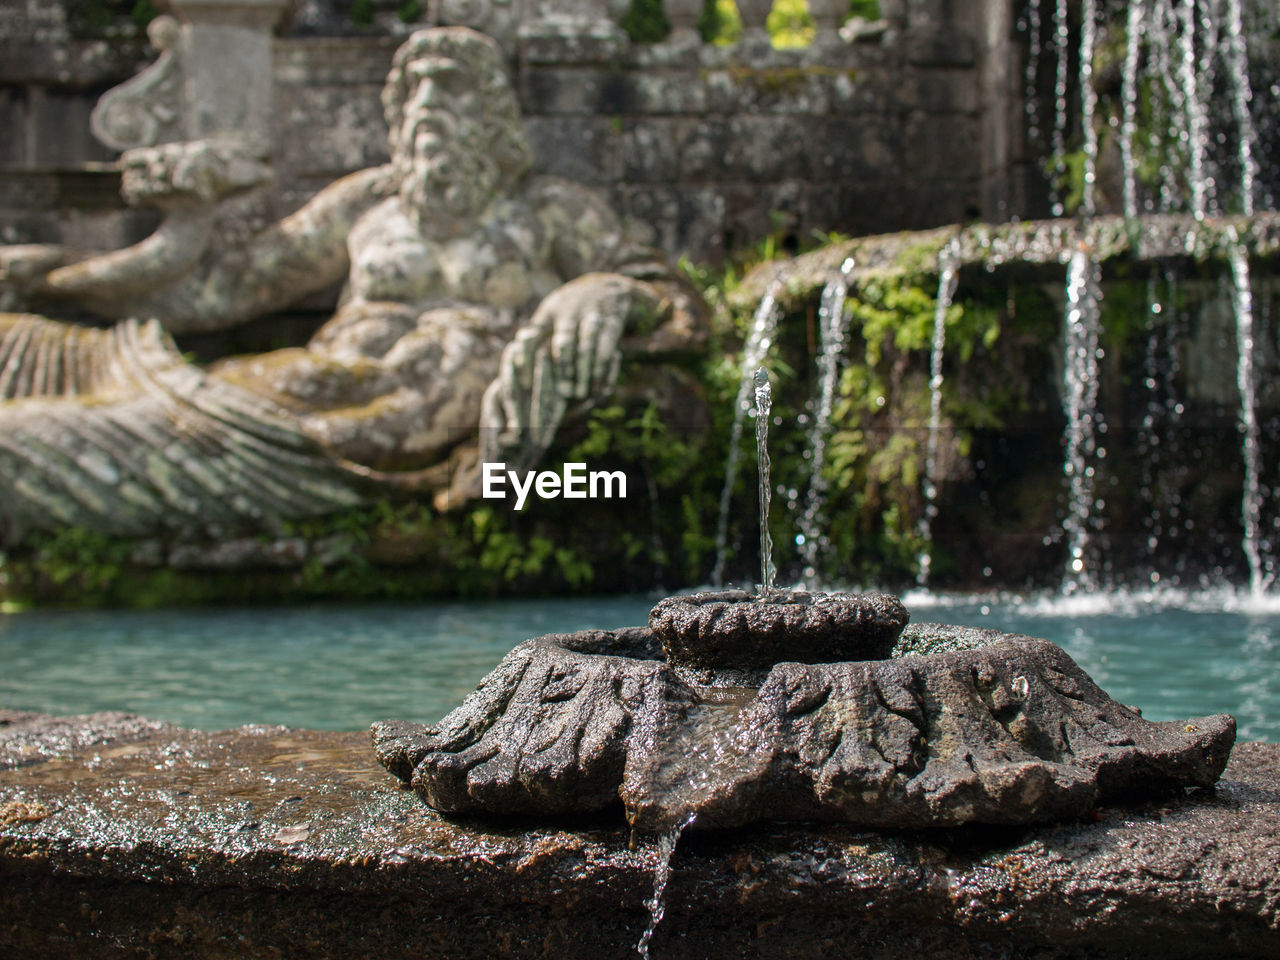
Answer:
350, 0, 375, 28
700, 0, 742, 45
622, 0, 670, 43
397, 0, 424, 23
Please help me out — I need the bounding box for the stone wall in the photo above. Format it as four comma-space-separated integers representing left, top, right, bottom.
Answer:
0, 0, 1034, 262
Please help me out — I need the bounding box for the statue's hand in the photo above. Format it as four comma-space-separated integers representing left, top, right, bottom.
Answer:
483, 273, 662, 471
119, 141, 272, 209
537, 272, 658, 400
0, 244, 70, 307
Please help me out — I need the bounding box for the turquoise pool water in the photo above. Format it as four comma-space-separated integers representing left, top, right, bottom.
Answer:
2, 590, 1277, 741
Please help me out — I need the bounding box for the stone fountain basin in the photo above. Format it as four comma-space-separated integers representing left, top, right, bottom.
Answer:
373, 621, 1235, 832
1, 709, 1278, 959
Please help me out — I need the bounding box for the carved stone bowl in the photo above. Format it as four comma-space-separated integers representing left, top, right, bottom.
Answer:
372, 595, 1236, 833
650, 588, 908, 675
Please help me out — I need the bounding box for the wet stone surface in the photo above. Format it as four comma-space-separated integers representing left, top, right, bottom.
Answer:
1, 708, 1278, 958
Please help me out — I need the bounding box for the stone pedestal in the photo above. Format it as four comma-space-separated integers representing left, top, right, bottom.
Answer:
90, 0, 293, 158
169, 0, 293, 155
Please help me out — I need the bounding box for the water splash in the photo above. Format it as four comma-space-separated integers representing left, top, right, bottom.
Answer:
1226, 230, 1265, 596
711, 284, 783, 586
754, 367, 776, 592
916, 240, 961, 589
636, 811, 697, 959
1061, 244, 1105, 596
798, 257, 855, 579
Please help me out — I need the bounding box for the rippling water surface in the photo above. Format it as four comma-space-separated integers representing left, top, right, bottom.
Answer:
2, 589, 1276, 741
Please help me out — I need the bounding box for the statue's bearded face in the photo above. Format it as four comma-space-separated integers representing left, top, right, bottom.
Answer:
395, 56, 503, 231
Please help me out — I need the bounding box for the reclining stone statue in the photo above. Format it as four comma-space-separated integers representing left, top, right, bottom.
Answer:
0, 27, 706, 546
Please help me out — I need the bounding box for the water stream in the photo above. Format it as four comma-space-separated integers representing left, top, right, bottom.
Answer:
711, 284, 783, 585
1224, 0, 1259, 215
1177, 0, 1212, 218
1120, 0, 1143, 219
1079, 0, 1099, 217
1061, 245, 1105, 595
1050, 0, 1071, 216
754, 367, 776, 592
916, 240, 960, 589
636, 811, 696, 960
1227, 230, 1266, 595
798, 258, 855, 579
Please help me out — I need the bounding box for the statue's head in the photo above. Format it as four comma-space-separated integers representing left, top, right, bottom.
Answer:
382, 28, 533, 230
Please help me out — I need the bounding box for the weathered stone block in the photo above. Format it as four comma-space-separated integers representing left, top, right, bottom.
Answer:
601, 69, 710, 115
704, 65, 875, 117
28, 89, 116, 166
276, 85, 390, 175
723, 115, 821, 181
272, 37, 399, 86
518, 25, 628, 66
905, 113, 982, 181
890, 177, 982, 229
805, 116, 899, 180
673, 118, 733, 180
899, 67, 981, 114
615, 184, 728, 261
519, 68, 608, 115
905, 27, 976, 67
523, 116, 624, 185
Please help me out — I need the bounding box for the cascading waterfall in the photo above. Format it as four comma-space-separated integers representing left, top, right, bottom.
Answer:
916, 240, 961, 589
1061, 246, 1105, 595
711, 283, 783, 586
1227, 230, 1266, 596
719, 0, 1277, 592
797, 258, 855, 580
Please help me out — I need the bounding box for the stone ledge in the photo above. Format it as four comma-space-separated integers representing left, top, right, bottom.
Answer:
0, 709, 1277, 958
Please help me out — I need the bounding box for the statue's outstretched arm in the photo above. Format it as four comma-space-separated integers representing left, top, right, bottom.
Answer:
31, 162, 392, 334
130, 165, 395, 334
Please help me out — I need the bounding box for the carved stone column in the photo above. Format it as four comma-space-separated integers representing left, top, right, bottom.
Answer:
736, 0, 773, 44
664, 0, 704, 46
808, 0, 847, 45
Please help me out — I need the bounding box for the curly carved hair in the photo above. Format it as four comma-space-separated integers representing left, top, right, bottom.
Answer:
381, 27, 532, 192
